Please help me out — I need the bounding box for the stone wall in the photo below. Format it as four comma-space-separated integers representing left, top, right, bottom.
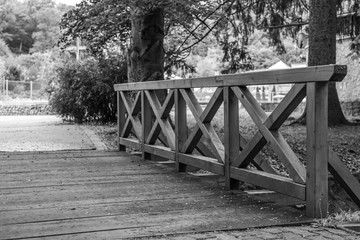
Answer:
0, 102, 54, 116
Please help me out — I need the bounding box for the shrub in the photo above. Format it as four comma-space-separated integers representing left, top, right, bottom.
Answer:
50, 53, 127, 123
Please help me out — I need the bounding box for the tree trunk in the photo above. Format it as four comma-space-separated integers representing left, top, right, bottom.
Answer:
308, 0, 348, 125
128, 7, 165, 83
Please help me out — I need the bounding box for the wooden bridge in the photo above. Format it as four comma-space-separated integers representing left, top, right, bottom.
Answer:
0, 150, 308, 239
2, 65, 360, 239
114, 64, 360, 218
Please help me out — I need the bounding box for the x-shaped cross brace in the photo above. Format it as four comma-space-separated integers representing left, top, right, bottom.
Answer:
119, 91, 142, 140
231, 84, 307, 184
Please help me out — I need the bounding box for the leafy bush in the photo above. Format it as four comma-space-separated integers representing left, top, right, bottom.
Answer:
50, 53, 127, 123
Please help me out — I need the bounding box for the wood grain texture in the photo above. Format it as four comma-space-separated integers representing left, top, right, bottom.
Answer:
0, 151, 307, 239
306, 82, 329, 218
114, 65, 346, 91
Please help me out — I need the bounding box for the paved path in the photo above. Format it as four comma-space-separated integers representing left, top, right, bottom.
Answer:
0, 116, 105, 152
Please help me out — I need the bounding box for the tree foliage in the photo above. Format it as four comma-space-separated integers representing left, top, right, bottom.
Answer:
0, 0, 72, 54
50, 53, 127, 122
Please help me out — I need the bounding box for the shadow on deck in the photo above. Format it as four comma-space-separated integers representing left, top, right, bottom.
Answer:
0, 150, 309, 239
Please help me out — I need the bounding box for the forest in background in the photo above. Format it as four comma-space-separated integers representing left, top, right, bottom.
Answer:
0, 0, 306, 101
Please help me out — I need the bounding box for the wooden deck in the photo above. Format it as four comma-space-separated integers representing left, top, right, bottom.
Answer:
0, 150, 308, 239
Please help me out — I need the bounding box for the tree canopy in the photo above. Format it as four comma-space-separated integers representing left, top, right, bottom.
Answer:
0, 0, 72, 54
59, 0, 359, 71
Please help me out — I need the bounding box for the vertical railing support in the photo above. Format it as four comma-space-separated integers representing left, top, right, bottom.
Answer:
175, 89, 187, 172
224, 87, 240, 189
117, 92, 126, 151
306, 82, 329, 218
5, 80, 8, 96
142, 91, 152, 160
30, 81, 33, 99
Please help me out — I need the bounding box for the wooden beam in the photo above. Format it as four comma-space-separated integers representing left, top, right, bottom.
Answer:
143, 145, 175, 161
175, 89, 188, 172
180, 89, 225, 162
119, 138, 141, 150
230, 167, 306, 200
145, 90, 175, 150
224, 87, 240, 189
114, 65, 347, 91
180, 88, 223, 155
239, 135, 276, 174
306, 82, 329, 218
117, 92, 126, 151
232, 86, 267, 126
142, 91, 152, 160
232, 84, 307, 184
328, 149, 360, 207
259, 127, 306, 184
178, 154, 224, 175
119, 92, 142, 140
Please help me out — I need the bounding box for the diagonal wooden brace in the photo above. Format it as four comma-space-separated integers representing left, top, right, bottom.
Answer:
231, 84, 307, 184
180, 88, 225, 162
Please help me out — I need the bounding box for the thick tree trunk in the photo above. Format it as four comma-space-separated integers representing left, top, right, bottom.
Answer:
128, 7, 166, 102
308, 0, 348, 125
128, 7, 165, 83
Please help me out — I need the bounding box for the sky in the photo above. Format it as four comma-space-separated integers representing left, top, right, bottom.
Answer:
55, 0, 82, 6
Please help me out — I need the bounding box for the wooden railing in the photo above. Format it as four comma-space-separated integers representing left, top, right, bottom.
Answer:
114, 65, 360, 218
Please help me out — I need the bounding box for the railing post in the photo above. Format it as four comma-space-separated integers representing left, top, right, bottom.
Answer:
5, 80, 8, 96
306, 82, 329, 218
117, 91, 126, 151
175, 89, 187, 172
30, 81, 33, 99
142, 90, 152, 160
224, 87, 240, 189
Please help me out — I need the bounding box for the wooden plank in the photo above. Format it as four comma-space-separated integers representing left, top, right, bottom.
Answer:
233, 132, 267, 168
178, 154, 224, 175
180, 88, 223, 157
117, 92, 126, 151
232, 86, 267, 126
160, 89, 175, 119
114, 65, 346, 91
119, 92, 142, 140
0, 150, 124, 160
146, 91, 175, 146
259, 127, 306, 184
119, 138, 142, 150
232, 84, 307, 182
266, 83, 306, 130
328, 149, 360, 207
143, 145, 175, 161
175, 89, 188, 172
0, 204, 305, 240
1, 193, 253, 225
230, 167, 306, 200
1, 150, 308, 239
224, 87, 240, 189
120, 115, 133, 138
145, 90, 175, 150
239, 135, 277, 174
142, 91, 153, 160
306, 82, 329, 218
180, 89, 225, 162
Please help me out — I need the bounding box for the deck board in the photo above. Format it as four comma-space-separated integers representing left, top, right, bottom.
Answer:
0, 150, 308, 239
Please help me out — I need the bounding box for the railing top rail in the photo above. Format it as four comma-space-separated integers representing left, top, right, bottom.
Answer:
114, 64, 347, 92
